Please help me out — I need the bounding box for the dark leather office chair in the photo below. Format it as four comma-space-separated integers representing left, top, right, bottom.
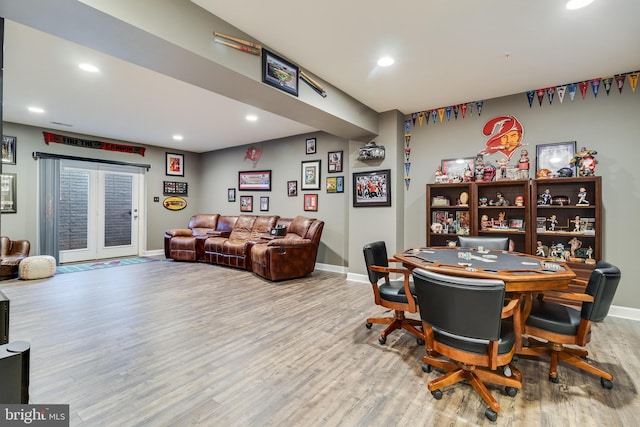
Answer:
520, 261, 621, 388
413, 268, 522, 421
457, 235, 510, 251
362, 241, 424, 345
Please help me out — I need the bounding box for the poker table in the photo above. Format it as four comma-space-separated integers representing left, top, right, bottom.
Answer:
394, 247, 575, 293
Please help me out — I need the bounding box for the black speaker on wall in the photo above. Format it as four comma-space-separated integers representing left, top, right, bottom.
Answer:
0, 290, 8, 345
0, 340, 30, 403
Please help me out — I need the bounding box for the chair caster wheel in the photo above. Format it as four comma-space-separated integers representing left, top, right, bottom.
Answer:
422, 363, 432, 373
365, 322, 372, 329
431, 389, 443, 400
549, 375, 559, 383
485, 408, 498, 422
417, 338, 425, 346
601, 378, 613, 389
505, 386, 518, 397
378, 336, 386, 345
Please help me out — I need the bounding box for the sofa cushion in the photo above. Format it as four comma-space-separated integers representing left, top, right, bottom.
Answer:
287, 216, 315, 238
229, 215, 257, 241
249, 216, 279, 241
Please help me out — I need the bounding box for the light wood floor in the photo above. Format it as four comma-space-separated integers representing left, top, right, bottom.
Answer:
1, 258, 639, 426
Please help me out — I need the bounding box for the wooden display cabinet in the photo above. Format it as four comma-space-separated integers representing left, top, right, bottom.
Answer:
426, 183, 474, 247
530, 176, 601, 280
475, 180, 531, 253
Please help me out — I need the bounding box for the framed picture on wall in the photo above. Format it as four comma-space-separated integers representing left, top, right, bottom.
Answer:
165, 152, 184, 176
228, 188, 236, 202
301, 160, 321, 190
240, 195, 253, 212
260, 196, 269, 212
0, 173, 17, 213
262, 48, 299, 97
2, 135, 16, 165
326, 176, 344, 193
306, 138, 316, 154
304, 193, 318, 211
287, 180, 298, 196
328, 150, 343, 173
352, 169, 391, 207
238, 170, 272, 191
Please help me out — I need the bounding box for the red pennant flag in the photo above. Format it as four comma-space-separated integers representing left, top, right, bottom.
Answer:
461, 104, 467, 118
536, 89, 545, 106
578, 81, 589, 99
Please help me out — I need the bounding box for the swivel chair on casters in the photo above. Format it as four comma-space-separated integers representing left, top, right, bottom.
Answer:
362, 241, 424, 345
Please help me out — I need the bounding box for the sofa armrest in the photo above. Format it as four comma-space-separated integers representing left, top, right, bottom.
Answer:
267, 238, 313, 248
206, 230, 231, 238
165, 228, 193, 237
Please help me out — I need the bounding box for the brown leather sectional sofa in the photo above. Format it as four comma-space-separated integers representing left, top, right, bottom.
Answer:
164, 214, 324, 281
0, 236, 31, 280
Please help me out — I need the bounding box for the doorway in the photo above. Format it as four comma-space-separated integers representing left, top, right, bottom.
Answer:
58, 161, 142, 263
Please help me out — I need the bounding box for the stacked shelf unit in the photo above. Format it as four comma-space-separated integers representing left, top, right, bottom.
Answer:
427, 176, 601, 279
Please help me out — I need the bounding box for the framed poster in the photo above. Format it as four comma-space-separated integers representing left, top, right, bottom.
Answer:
301, 160, 321, 190
304, 193, 318, 211
326, 176, 344, 193
260, 196, 269, 212
306, 138, 316, 154
1, 173, 17, 213
536, 141, 576, 176
240, 195, 253, 212
287, 180, 298, 197
2, 135, 16, 165
228, 188, 236, 202
262, 48, 299, 97
238, 170, 272, 191
328, 150, 343, 173
441, 157, 475, 181
163, 181, 188, 196
165, 152, 184, 176
353, 169, 391, 207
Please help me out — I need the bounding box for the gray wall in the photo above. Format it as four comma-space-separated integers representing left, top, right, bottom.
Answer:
401, 87, 639, 310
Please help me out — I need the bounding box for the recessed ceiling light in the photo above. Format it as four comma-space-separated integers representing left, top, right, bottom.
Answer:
28, 106, 45, 113
566, 0, 594, 10
246, 115, 258, 121
377, 56, 394, 67
78, 63, 99, 72
172, 134, 183, 141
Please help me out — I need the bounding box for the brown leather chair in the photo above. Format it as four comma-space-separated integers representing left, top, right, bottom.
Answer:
362, 241, 423, 345
0, 237, 31, 280
164, 214, 220, 261
520, 261, 621, 388
413, 268, 522, 422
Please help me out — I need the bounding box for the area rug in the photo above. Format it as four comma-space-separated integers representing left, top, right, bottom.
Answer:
56, 256, 161, 274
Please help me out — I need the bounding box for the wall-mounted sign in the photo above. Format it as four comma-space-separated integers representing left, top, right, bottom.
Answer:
163, 196, 187, 211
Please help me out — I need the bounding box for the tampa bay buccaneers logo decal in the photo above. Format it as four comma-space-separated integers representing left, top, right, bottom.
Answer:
480, 115, 523, 160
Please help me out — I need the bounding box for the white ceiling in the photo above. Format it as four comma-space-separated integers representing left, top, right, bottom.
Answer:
3, 0, 639, 153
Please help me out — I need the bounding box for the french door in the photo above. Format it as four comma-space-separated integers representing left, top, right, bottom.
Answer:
58, 161, 141, 263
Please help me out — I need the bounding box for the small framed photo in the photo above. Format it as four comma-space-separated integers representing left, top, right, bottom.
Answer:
306, 138, 317, 155
326, 176, 345, 193
328, 150, 343, 173
536, 141, 576, 176
301, 160, 321, 190
238, 170, 272, 191
240, 195, 253, 212
2, 135, 17, 165
304, 193, 318, 211
166, 152, 184, 176
228, 188, 236, 202
441, 157, 475, 181
260, 196, 269, 212
0, 173, 17, 213
287, 180, 298, 197
509, 218, 525, 231
353, 169, 391, 207
262, 48, 299, 97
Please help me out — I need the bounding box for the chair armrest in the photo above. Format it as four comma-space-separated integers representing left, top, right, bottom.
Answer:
501, 297, 520, 318
538, 290, 595, 303
165, 228, 193, 237
369, 265, 410, 276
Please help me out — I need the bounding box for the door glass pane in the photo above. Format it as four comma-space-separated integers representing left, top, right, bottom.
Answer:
104, 173, 133, 247
59, 169, 89, 250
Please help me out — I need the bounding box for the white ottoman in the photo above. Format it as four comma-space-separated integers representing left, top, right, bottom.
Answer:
18, 255, 57, 280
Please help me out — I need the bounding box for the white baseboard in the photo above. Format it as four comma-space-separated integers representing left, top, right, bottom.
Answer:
143, 249, 164, 257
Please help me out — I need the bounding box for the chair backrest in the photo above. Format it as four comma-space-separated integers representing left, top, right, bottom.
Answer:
457, 236, 509, 251
582, 261, 621, 322
412, 268, 506, 341
363, 241, 389, 284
